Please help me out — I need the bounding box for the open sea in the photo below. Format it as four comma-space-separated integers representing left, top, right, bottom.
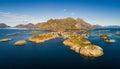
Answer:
0, 28, 120, 69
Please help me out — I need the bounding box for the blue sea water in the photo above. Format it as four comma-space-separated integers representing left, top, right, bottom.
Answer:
0, 28, 120, 69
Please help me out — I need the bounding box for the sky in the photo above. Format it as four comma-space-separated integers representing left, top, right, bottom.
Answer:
0, 0, 120, 26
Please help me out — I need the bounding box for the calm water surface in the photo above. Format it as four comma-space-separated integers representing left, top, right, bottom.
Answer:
0, 28, 120, 69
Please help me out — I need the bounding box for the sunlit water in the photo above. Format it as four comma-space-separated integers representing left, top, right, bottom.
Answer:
0, 28, 120, 69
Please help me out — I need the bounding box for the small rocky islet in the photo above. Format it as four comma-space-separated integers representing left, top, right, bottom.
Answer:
99, 34, 116, 43
0, 38, 11, 42
6, 32, 20, 36
14, 40, 27, 46
114, 31, 120, 36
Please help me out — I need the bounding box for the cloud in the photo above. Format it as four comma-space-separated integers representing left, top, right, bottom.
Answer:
0, 12, 34, 23
22, 20, 30, 22
63, 9, 76, 16
16, 20, 32, 23
0, 12, 24, 19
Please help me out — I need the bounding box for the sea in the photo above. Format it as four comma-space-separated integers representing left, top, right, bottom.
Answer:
0, 28, 120, 69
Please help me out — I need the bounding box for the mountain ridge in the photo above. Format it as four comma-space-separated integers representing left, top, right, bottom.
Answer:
14, 23, 34, 29
0, 23, 10, 28
35, 17, 93, 31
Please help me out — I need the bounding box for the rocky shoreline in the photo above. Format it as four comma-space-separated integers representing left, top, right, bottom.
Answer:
29, 31, 103, 58
29, 31, 89, 43
29, 31, 89, 41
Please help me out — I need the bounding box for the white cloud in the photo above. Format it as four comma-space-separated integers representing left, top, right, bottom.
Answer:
16, 19, 32, 23
0, 12, 25, 19
0, 11, 35, 24
23, 20, 30, 22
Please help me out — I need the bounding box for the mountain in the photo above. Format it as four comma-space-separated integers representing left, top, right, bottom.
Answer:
0, 23, 10, 28
15, 24, 25, 28
93, 24, 102, 29
103, 25, 120, 28
15, 23, 34, 29
35, 17, 93, 31
24, 23, 34, 29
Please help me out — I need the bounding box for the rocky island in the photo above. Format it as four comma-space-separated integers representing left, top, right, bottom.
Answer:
29, 33, 56, 43
29, 31, 103, 57
104, 38, 116, 43
115, 31, 120, 36
100, 34, 108, 39
0, 38, 11, 42
6, 32, 20, 36
29, 31, 90, 43
100, 34, 116, 43
63, 38, 103, 57
14, 40, 27, 46
28, 17, 104, 58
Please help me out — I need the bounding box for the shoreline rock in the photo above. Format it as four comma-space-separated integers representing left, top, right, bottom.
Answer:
80, 45, 103, 57
115, 31, 120, 36
0, 38, 11, 42
6, 32, 20, 36
14, 40, 27, 46
99, 34, 116, 43
30, 31, 40, 35
99, 34, 108, 39
104, 38, 116, 43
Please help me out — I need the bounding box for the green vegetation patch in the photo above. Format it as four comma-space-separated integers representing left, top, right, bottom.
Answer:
71, 39, 83, 45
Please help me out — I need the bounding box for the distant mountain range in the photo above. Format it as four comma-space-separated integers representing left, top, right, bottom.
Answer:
35, 17, 93, 31
1, 17, 120, 30
0, 23, 10, 28
14, 23, 34, 29
93, 25, 120, 29
103, 25, 120, 28
93, 25, 102, 29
